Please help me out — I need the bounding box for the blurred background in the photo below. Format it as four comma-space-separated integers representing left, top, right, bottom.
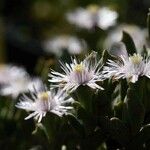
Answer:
0, 0, 150, 74
0, 0, 150, 149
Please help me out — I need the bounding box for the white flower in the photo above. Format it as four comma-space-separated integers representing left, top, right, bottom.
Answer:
66, 7, 94, 29
66, 5, 118, 30
103, 53, 150, 83
0, 65, 28, 84
0, 76, 29, 98
0, 64, 43, 98
43, 35, 87, 57
49, 52, 104, 92
0, 65, 30, 98
16, 88, 74, 123
96, 7, 118, 30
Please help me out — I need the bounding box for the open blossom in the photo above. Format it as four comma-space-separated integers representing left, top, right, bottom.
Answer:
66, 5, 118, 30
103, 53, 150, 83
0, 64, 43, 98
0, 65, 30, 98
16, 88, 74, 123
49, 52, 104, 92
0, 65, 28, 84
43, 35, 87, 57
0, 75, 43, 99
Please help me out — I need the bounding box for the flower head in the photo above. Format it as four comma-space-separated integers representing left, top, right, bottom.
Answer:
0, 64, 44, 99
0, 65, 30, 98
0, 65, 28, 84
16, 87, 74, 122
103, 53, 150, 83
96, 7, 118, 30
66, 6, 118, 30
43, 35, 87, 57
49, 52, 104, 92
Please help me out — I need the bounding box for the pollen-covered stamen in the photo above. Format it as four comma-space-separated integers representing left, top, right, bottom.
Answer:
38, 92, 49, 101
73, 64, 84, 72
87, 4, 99, 14
129, 53, 143, 65
71, 63, 92, 84
37, 92, 50, 111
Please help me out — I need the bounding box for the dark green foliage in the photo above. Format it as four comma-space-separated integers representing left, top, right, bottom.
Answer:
98, 117, 130, 146
122, 83, 145, 136
147, 9, 150, 40
121, 31, 137, 55
126, 124, 150, 150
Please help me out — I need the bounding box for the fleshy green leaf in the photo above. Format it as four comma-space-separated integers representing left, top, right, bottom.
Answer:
147, 9, 150, 40
126, 124, 150, 149
67, 114, 85, 137
101, 50, 115, 65
122, 83, 145, 136
121, 31, 137, 55
98, 117, 130, 146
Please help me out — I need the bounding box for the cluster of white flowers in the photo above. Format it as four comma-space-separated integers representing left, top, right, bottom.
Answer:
0, 65, 73, 122
66, 5, 118, 30
15, 52, 105, 122
0, 65, 43, 98
2, 51, 150, 123
0, 64, 74, 122
49, 51, 150, 88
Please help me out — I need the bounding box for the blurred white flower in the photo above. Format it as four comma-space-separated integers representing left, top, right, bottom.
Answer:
66, 5, 118, 30
96, 7, 118, 30
103, 53, 150, 83
66, 8, 94, 29
0, 64, 43, 98
16, 88, 74, 123
0, 65, 28, 84
104, 24, 147, 52
49, 52, 104, 92
43, 35, 87, 57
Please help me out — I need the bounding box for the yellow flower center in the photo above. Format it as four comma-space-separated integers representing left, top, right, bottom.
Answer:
87, 4, 99, 14
73, 64, 84, 72
38, 92, 49, 101
129, 53, 143, 65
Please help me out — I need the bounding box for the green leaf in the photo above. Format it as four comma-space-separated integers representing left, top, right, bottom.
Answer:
101, 50, 115, 65
81, 128, 106, 150
121, 31, 137, 55
75, 85, 93, 114
122, 83, 145, 136
113, 98, 124, 118
109, 117, 130, 146
32, 123, 50, 142
143, 77, 150, 113
120, 79, 128, 101
67, 114, 85, 137
147, 9, 150, 40
141, 45, 148, 56
126, 124, 150, 149
98, 117, 130, 146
